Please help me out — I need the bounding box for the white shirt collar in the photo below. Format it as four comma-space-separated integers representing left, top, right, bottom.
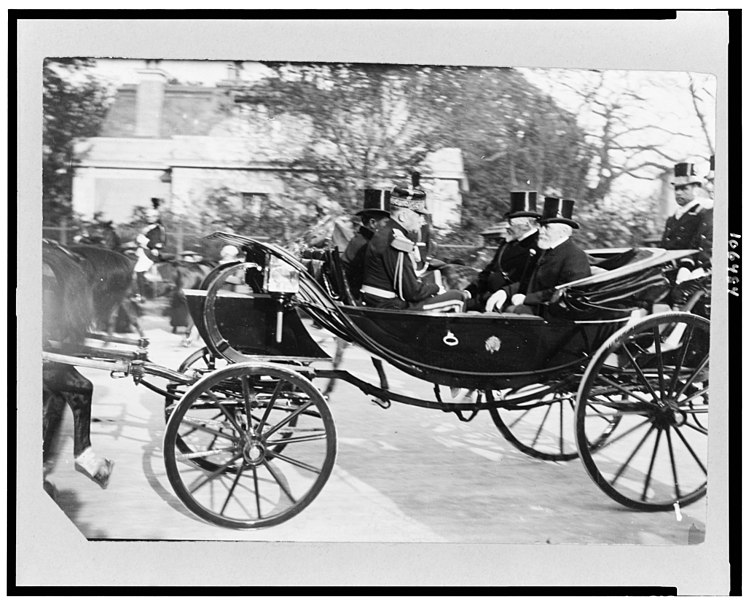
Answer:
517, 227, 538, 241
549, 234, 571, 249
674, 198, 701, 219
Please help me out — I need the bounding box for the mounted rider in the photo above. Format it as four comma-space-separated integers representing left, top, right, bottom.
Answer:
134, 198, 167, 302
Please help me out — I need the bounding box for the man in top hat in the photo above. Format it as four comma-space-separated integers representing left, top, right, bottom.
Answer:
485, 196, 591, 314
341, 188, 391, 299
661, 161, 713, 272
465, 190, 542, 311
361, 180, 470, 312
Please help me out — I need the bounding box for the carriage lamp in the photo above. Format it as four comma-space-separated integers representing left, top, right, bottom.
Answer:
263, 255, 300, 343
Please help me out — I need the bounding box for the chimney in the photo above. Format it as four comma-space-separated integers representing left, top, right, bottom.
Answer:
135, 66, 167, 137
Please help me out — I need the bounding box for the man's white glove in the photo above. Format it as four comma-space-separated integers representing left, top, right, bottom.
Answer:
675, 267, 693, 284
485, 290, 507, 312
511, 293, 526, 306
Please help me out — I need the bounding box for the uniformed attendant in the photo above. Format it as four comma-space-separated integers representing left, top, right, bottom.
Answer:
341, 188, 391, 299
661, 161, 713, 271
361, 188, 470, 311
465, 190, 542, 311
486, 197, 591, 314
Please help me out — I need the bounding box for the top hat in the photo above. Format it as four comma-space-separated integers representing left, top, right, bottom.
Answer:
390, 171, 429, 214
671, 162, 704, 187
356, 188, 391, 216
540, 197, 580, 229
504, 190, 541, 219
151, 197, 163, 210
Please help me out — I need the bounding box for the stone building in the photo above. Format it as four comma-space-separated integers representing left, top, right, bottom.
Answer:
72, 62, 469, 250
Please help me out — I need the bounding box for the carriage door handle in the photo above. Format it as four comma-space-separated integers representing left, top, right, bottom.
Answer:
443, 330, 459, 346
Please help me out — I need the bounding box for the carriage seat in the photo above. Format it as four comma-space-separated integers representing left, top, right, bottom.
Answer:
300, 247, 359, 306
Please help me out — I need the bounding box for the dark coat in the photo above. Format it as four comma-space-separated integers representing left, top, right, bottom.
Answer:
362, 220, 439, 308
509, 237, 591, 306
661, 204, 713, 269
467, 230, 541, 304
341, 226, 375, 297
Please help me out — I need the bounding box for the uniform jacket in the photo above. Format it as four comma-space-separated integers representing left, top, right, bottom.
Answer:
341, 226, 375, 296
362, 220, 439, 304
508, 237, 591, 306
467, 230, 541, 301
661, 203, 713, 269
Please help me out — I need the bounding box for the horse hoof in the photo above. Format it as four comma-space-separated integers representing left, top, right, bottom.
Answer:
75, 458, 114, 489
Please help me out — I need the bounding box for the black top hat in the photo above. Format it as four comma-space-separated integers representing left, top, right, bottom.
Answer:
356, 189, 391, 216
706, 155, 715, 180
540, 197, 580, 229
390, 171, 429, 214
672, 162, 704, 187
151, 197, 163, 210
504, 190, 541, 219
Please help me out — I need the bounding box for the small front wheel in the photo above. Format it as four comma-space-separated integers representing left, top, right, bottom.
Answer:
164, 363, 337, 528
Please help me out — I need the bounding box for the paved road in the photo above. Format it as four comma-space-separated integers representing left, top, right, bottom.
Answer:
44, 308, 707, 545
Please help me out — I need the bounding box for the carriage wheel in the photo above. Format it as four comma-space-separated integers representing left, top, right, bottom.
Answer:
177, 346, 216, 373
164, 363, 336, 528
575, 312, 709, 511
487, 379, 619, 461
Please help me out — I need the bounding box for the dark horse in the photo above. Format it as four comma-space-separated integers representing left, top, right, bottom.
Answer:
43, 241, 115, 490
70, 245, 144, 337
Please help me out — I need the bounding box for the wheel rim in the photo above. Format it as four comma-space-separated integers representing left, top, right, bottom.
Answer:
164, 363, 336, 528
488, 378, 618, 461
576, 312, 709, 511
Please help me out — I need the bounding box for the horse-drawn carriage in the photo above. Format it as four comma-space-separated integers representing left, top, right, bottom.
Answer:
42, 231, 710, 529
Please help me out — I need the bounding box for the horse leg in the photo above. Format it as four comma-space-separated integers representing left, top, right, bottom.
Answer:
323, 339, 349, 396
56, 366, 114, 489
42, 384, 66, 499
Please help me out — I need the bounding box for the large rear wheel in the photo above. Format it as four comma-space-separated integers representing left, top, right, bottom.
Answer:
164, 363, 336, 528
575, 312, 709, 511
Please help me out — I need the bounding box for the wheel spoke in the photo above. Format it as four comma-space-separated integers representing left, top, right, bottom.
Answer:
675, 356, 710, 403
263, 458, 297, 504
677, 385, 709, 407
683, 421, 708, 436
264, 400, 314, 439
208, 391, 247, 438
188, 453, 243, 494
652, 328, 667, 400
664, 325, 695, 401
507, 409, 531, 428
256, 378, 286, 435
251, 464, 262, 519
590, 414, 651, 451
596, 374, 658, 408
241, 375, 254, 431
266, 448, 322, 474
611, 422, 655, 485
672, 426, 708, 475
266, 431, 327, 446
620, 343, 660, 401
640, 428, 662, 502
180, 417, 240, 443
219, 460, 247, 516
532, 404, 552, 446
665, 428, 682, 499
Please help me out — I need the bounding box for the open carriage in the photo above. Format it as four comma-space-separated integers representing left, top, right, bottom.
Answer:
43, 231, 710, 529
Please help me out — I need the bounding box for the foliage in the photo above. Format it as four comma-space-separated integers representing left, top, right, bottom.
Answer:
43, 59, 112, 224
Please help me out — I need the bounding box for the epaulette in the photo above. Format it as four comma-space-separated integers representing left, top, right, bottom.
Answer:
391, 229, 416, 252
